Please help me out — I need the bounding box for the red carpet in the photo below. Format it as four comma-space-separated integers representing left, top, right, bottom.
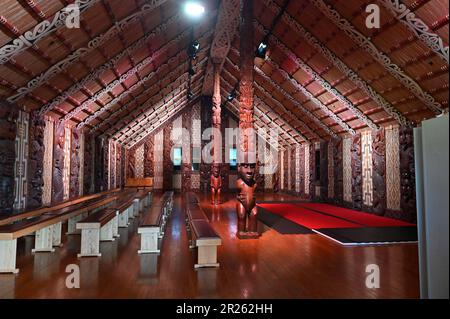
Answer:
257, 203, 361, 229
296, 203, 415, 227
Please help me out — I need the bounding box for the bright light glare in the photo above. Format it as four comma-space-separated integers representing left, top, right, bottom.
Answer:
184, 2, 205, 18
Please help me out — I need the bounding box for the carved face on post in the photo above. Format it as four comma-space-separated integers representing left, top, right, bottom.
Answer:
212, 164, 220, 178
238, 163, 256, 185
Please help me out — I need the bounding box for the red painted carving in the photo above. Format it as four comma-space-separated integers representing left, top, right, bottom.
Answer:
27, 112, 45, 208
236, 163, 258, 238
372, 129, 386, 215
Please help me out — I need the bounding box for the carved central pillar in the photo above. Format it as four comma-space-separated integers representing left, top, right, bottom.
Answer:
236, 0, 259, 239
211, 63, 222, 205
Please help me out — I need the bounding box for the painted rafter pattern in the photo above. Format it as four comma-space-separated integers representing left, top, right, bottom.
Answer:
6, 5, 178, 103
226, 52, 338, 137
261, 0, 411, 127
100, 57, 208, 138
0, 0, 103, 65
37, 12, 205, 117
221, 66, 308, 142
379, 0, 448, 64
255, 21, 378, 130
79, 36, 211, 130
220, 77, 304, 144
62, 28, 212, 123
118, 78, 204, 143
310, 0, 444, 114
222, 58, 321, 140
125, 85, 202, 148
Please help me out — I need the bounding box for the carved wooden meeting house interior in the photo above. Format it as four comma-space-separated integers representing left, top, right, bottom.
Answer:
0, 0, 448, 299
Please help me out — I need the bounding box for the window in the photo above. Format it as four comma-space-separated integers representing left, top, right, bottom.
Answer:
230, 148, 237, 170
173, 147, 182, 171
192, 147, 201, 171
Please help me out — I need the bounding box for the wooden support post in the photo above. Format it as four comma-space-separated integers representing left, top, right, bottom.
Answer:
194, 238, 221, 268
77, 228, 101, 257
52, 222, 63, 247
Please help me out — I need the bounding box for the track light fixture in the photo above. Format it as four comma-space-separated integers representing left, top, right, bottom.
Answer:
255, 41, 268, 59
227, 89, 237, 102
184, 1, 205, 19
188, 66, 196, 76
187, 90, 194, 100
188, 41, 200, 59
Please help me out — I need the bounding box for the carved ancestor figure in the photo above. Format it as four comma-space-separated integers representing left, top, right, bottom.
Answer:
210, 164, 222, 205
236, 162, 259, 238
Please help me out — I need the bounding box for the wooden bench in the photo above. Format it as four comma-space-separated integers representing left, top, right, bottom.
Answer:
183, 193, 221, 268
125, 178, 153, 188
191, 220, 221, 269
0, 195, 117, 273
0, 188, 121, 226
133, 189, 152, 217
76, 208, 118, 257
111, 193, 136, 228
137, 192, 173, 254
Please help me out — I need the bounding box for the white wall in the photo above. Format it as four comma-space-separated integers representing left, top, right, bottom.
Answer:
415, 114, 449, 299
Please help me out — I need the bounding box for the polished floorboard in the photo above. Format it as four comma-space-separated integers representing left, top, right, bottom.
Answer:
0, 192, 420, 299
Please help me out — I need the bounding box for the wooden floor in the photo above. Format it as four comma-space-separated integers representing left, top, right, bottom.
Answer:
0, 192, 420, 299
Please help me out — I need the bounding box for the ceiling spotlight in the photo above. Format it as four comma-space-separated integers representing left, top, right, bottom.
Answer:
187, 91, 194, 100
188, 67, 196, 76
256, 41, 268, 59
184, 1, 205, 19
227, 89, 236, 102
188, 40, 200, 59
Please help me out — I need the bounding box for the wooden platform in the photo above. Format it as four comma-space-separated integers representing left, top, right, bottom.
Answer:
0, 193, 420, 299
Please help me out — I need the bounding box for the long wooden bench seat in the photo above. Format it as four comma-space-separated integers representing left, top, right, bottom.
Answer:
76, 208, 118, 257
137, 192, 173, 254
0, 188, 121, 226
133, 189, 152, 216
190, 220, 222, 269
0, 195, 117, 273
111, 193, 136, 228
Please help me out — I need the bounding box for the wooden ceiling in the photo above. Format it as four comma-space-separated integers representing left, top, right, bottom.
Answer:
0, 0, 448, 147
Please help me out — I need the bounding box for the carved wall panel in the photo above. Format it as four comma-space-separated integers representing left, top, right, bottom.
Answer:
83, 133, 93, 196
109, 141, 116, 189
62, 126, 71, 201
116, 145, 121, 188
42, 117, 54, 205
27, 112, 45, 208
371, 129, 386, 215
79, 132, 84, 196
70, 129, 80, 199
304, 143, 310, 195
121, 145, 125, 188
135, 144, 145, 179
287, 148, 291, 191
144, 136, 154, 178
280, 150, 284, 190
0, 103, 18, 213
154, 129, 164, 189
102, 139, 109, 191
399, 127, 416, 223
385, 126, 401, 211
127, 146, 136, 181
343, 137, 352, 203
361, 130, 373, 207
264, 147, 273, 190
351, 134, 362, 210
299, 145, 305, 196
328, 141, 334, 198
191, 103, 201, 190
163, 123, 174, 190
52, 122, 65, 203
182, 112, 192, 193
295, 146, 300, 193
333, 138, 343, 204
14, 110, 29, 210
320, 141, 328, 201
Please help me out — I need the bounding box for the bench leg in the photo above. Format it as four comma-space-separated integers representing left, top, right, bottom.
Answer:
195, 245, 219, 269
52, 222, 63, 247
100, 220, 115, 242
32, 225, 56, 253
133, 199, 139, 217
0, 239, 19, 274
78, 228, 101, 257
138, 228, 160, 254
67, 215, 82, 235
112, 215, 120, 238
118, 209, 129, 228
